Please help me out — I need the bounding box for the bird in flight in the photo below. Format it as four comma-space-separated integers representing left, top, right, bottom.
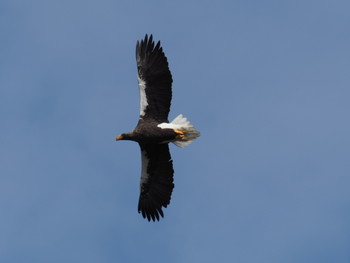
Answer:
116, 34, 200, 221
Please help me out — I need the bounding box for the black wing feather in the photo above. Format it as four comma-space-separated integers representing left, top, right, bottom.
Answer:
138, 143, 174, 221
136, 34, 173, 122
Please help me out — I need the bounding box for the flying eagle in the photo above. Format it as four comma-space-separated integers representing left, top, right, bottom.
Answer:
116, 34, 200, 221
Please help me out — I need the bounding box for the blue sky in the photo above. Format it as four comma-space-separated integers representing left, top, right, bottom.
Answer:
1, 0, 350, 262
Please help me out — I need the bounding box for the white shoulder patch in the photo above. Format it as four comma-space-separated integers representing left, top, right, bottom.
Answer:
138, 75, 148, 117
157, 122, 175, 129
157, 114, 191, 130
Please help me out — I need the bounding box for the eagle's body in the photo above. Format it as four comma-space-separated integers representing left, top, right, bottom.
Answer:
116, 34, 200, 221
121, 119, 178, 144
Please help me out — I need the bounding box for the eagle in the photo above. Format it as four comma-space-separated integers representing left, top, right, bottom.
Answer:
116, 34, 200, 221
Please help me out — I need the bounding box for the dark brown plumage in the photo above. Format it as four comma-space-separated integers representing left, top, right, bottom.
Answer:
116, 34, 200, 221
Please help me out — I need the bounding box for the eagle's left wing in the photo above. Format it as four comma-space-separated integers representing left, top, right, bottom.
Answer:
138, 143, 174, 221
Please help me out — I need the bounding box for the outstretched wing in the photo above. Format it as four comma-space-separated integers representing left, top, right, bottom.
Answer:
138, 143, 174, 221
136, 34, 173, 122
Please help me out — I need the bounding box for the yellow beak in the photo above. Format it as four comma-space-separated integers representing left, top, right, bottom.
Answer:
116, 135, 123, 141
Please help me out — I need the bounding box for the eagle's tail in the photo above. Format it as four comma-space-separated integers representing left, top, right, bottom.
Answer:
170, 114, 200, 148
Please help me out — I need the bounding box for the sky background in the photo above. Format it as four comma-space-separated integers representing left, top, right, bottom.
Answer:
1, 0, 350, 262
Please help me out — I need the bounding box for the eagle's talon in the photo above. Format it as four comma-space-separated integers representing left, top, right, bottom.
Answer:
175, 130, 185, 139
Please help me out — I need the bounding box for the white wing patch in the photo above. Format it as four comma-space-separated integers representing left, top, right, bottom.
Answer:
138, 75, 148, 117
140, 149, 150, 189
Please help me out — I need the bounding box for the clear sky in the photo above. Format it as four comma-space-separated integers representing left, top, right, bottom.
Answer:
1, 0, 350, 262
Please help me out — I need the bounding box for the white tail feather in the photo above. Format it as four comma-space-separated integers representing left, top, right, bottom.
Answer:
158, 114, 200, 148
